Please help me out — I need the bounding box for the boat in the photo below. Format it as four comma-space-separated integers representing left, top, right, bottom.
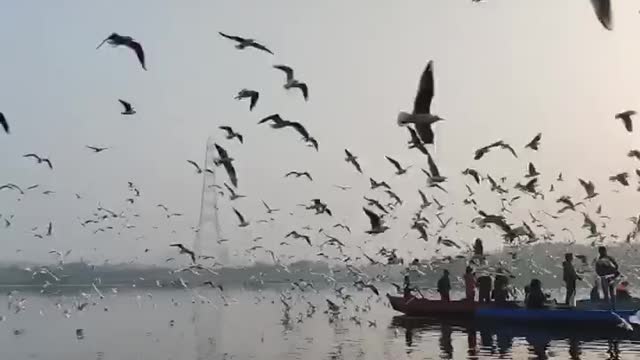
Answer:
387, 294, 511, 317
476, 306, 638, 326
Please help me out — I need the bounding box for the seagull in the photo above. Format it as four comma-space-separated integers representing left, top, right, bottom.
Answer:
369, 178, 390, 190
609, 172, 629, 186
590, 0, 612, 31
353, 280, 380, 296
344, 149, 362, 173
86, 146, 108, 153
333, 184, 352, 191
579, 179, 599, 199
525, 133, 542, 150
475, 141, 518, 160
219, 126, 243, 144
224, 183, 245, 200
628, 150, 640, 161
525, 162, 539, 178
557, 196, 584, 213
186, 160, 213, 174
363, 208, 389, 234
385, 156, 410, 175
169, 243, 196, 263
23, 154, 53, 169
261, 201, 279, 214
234, 89, 259, 111
203, 281, 224, 292
273, 65, 308, 101
218, 32, 273, 54
333, 223, 351, 233
285, 171, 313, 181
424, 149, 446, 183
97, 33, 146, 70
437, 237, 461, 249
0, 113, 8, 134
397, 60, 444, 144
118, 100, 136, 115
385, 189, 402, 205
214, 143, 237, 187
616, 110, 636, 132
0, 183, 24, 195
364, 197, 388, 214
418, 190, 432, 208
285, 231, 312, 246
462, 168, 481, 184
46, 222, 53, 236
233, 208, 250, 227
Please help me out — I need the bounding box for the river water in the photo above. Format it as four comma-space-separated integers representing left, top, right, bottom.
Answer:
1, 286, 639, 360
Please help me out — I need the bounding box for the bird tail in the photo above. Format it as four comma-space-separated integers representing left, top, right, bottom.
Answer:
397, 112, 412, 126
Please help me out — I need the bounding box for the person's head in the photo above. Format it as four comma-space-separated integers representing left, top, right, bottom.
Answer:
565, 253, 573, 262
598, 246, 607, 256
466, 266, 473, 274
530, 278, 541, 290
475, 238, 482, 246
443, 269, 449, 276
404, 275, 410, 283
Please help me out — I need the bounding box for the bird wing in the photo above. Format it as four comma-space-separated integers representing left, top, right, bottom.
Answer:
363, 208, 381, 229
42, 159, 53, 169
0, 113, 8, 134
413, 60, 434, 114
426, 151, 440, 178
303, 172, 313, 181
214, 143, 229, 159
186, 160, 201, 172
258, 114, 283, 124
285, 121, 310, 140
415, 124, 435, 145
249, 92, 259, 110
528, 162, 536, 175
385, 156, 402, 171
219, 126, 233, 134
223, 162, 238, 187
218, 32, 245, 42
233, 208, 245, 223
291, 83, 308, 101
23, 154, 41, 160
273, 65, 294, 82
590, 0, 612, 30
127, 40, 146, 70
118, 99, 132, 111
249, 42, 273, 54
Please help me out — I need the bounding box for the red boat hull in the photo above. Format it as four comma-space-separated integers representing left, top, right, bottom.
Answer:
387, 294, 484, 317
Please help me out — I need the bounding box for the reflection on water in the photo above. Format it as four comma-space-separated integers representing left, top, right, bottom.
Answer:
2, 287, 640, 359
391, 315, 640, 359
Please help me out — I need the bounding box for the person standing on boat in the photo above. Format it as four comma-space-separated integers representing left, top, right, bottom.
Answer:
477, 273, 492, 303
473, 238, 483, 258
562, 253, 581, 307
437, 269, 451, 301
595, 246, 619, 307
403, 275, 414, 300
464, 266, 477, 301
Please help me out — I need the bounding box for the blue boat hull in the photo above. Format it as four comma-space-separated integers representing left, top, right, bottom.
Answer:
476, 307, 637, 326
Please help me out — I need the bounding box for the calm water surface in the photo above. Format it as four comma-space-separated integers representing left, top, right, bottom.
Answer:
1, 287, 639, 360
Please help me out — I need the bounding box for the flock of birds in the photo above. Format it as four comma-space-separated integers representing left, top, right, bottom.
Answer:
3, 0, 640, 350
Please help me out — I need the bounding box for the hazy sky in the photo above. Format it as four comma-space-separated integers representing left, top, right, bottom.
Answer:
2, 1, 640, 266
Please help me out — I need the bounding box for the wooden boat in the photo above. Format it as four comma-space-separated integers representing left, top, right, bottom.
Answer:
387, 294, 499, 317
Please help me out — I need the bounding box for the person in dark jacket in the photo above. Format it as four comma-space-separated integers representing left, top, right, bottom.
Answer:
473, 238, 484, 257
437, 269, 451, 301
595, 246, 619, 307
563, 253, 581, 306
525, 279, 546, 309
403, 275, 414, 300
477, 274, 492, 303
492, 271, 509, 304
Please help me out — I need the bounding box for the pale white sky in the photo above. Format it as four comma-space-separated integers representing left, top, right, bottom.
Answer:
1, 1, 640, 266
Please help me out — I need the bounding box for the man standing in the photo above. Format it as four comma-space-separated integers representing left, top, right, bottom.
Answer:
563, 253, 581, 306
464, 266, 477, 302
595, 246, 619, 307
477, 273, 492, 303
437, 269, 451, 301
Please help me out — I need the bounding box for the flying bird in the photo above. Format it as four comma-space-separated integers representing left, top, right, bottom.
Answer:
261, 201, 279, 214
86, 146, 108, 153
369, 178, 390, 190
616, 110, 636, 132
22, 154, 53, 169
219, 126, 243, 144
186, 160, 213, 174
118, 100, 136, 115
397, 60, 444, 144
364, 197, 389, 214
273, 65, 308, 101
525, 162, 539, 178
232, 208, 250, 227
218, 32, 273, 54
344, 149, 362, 173
285, 171, 313, 181
385, 156, 409, 175
214, 143, 237, 187
475, 141, 518, 160
0, 113, 8, 134
462, 168, 481, 184
224, 183, 245, 200
609, 172, 629, 186
579, 179, 599, 199
285, 231, 312, 246
525, 133, 542, 150
363, 208, 389, 234
628, 150, 640, 161
169, 243, 196, 263
97, 33, 146, 70
590, 0, 612, 31
234, 89, 259, 111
